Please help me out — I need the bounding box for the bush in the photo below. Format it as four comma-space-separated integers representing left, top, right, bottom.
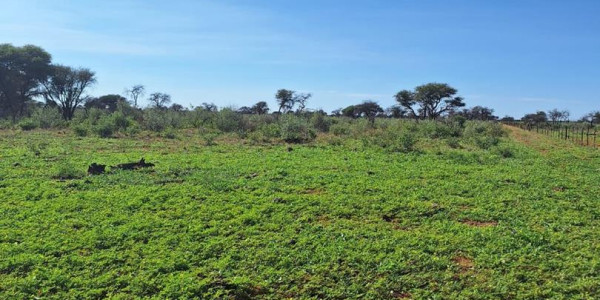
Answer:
33, 107, 64, 129
398, 132, 417, 152
143, 109, 170, 132
54, 161, 85, 180
18, 119, 38, 131
94, 118, 115, 138
446, 137, 461, 149
330, 122, 350, 136
495, 146, 514, 158
311, 113, 331, 132
215, 108, 243, 133
72, 124, 89, 137
111, 112, 132, 131
279, 115, 315, 143
464, 122, 504, 149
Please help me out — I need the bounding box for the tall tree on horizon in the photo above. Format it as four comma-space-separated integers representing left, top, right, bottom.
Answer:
42, 65, 96, 120
0, 44, 52, 122
395, 83, 465, 120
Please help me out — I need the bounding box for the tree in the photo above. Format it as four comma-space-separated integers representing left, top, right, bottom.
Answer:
294, 93, 312, 113
237, 106, 253, 114
276, 89, 295, 113
147, 92, 171, 109
125, 84, 145, 108
521, 111, 548, 125
42, 65, 96, 120
581, 111, 600, 126
500, 116, 515, 122
85, 94, 128, 112
457, 106, 498, 121
0, 44, 52, 121
170, 103, 185, 112
547, 109, 569, 123
395, 83, 465, 120
341, 105, 358, 118
251, 101, 269, 115
386, 105, 407, 118
355, 101, 383, 125
200, 102, 218, 112
331, 108, 342, 117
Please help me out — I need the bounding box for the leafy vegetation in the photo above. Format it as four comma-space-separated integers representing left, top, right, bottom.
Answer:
0, 124, 598, 299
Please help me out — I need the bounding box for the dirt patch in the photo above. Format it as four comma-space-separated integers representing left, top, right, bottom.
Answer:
390, 291, 412, 299
461, 220, 498, 227
453, 256, 474, 272
552, 186, 568, 192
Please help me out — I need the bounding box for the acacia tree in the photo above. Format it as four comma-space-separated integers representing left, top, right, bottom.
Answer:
42, 65, 96, 120
581, 111, 600, 126
355, 101, 383, 125
125, 84, 145, 108
294, 93, 312, 113
251, 101, 269, 114
276, 89, 295, 113
148, 92, 171, 109
0, 44, 52, 122
548, 109, 569, 123
395, 83, 465, 120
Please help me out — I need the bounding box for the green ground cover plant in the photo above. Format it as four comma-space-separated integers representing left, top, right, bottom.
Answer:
0, 124, 598, 299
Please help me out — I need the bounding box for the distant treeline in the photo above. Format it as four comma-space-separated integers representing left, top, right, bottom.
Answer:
1, 43, 598, 133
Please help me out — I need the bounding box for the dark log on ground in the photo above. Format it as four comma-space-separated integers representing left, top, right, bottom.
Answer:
87, 163, 106, 175
112, 158, 155, 171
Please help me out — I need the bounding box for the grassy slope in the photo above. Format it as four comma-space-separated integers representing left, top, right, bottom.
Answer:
0, 128, 598, 299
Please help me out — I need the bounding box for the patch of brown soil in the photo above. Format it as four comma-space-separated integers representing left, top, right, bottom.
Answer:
461, 220, 498, 227
453, 256, 474, 272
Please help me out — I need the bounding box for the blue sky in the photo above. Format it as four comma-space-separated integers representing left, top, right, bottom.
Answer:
1, 0, 599, 118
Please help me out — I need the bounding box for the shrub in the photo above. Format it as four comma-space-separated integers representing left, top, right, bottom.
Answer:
215, 108, 243, 133
111, 112, 132, 131
143, 109, 169, 132
330, 122, 350, 136
446, 137, 461, 149
94, 118, 115, 138
279, 115, 316, 143
464, 122, 504, 149
33, 107, 64, 129
311, 113, 331, 132
18, 119, 37, 131
72, 124, 89, 137
495, 146, 514, 158
54, 161, 84, 180
398, 132, 417, 152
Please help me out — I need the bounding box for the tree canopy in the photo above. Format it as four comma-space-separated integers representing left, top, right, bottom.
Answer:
0, 44, 52, 121
42, 65, 96, 120
395, 83, 465, 120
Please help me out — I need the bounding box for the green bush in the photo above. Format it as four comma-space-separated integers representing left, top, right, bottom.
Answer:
33, 107, 64, 129
215, 108, 243, 133
94, 119, 115, 138
310, 113, 331, 132
330, 122, 351, 136
279, 115, 316, 143
54, 161, 85, 180
143, 109, 170, 132
398, 132, 417, 152
18, 119, 38, 131
72, 124, 89, 137
464, 122, 504, 149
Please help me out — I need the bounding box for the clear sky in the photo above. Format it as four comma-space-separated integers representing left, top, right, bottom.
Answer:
1, 0, 599, 118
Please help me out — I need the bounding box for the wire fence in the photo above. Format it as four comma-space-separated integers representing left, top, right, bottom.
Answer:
502, 121, 599, 149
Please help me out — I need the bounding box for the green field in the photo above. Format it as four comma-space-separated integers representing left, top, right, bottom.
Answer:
1, 126, 599, 299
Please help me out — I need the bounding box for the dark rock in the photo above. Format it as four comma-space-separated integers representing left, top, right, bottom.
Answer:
87, 163, 106, 175
112, 158, 155, 171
